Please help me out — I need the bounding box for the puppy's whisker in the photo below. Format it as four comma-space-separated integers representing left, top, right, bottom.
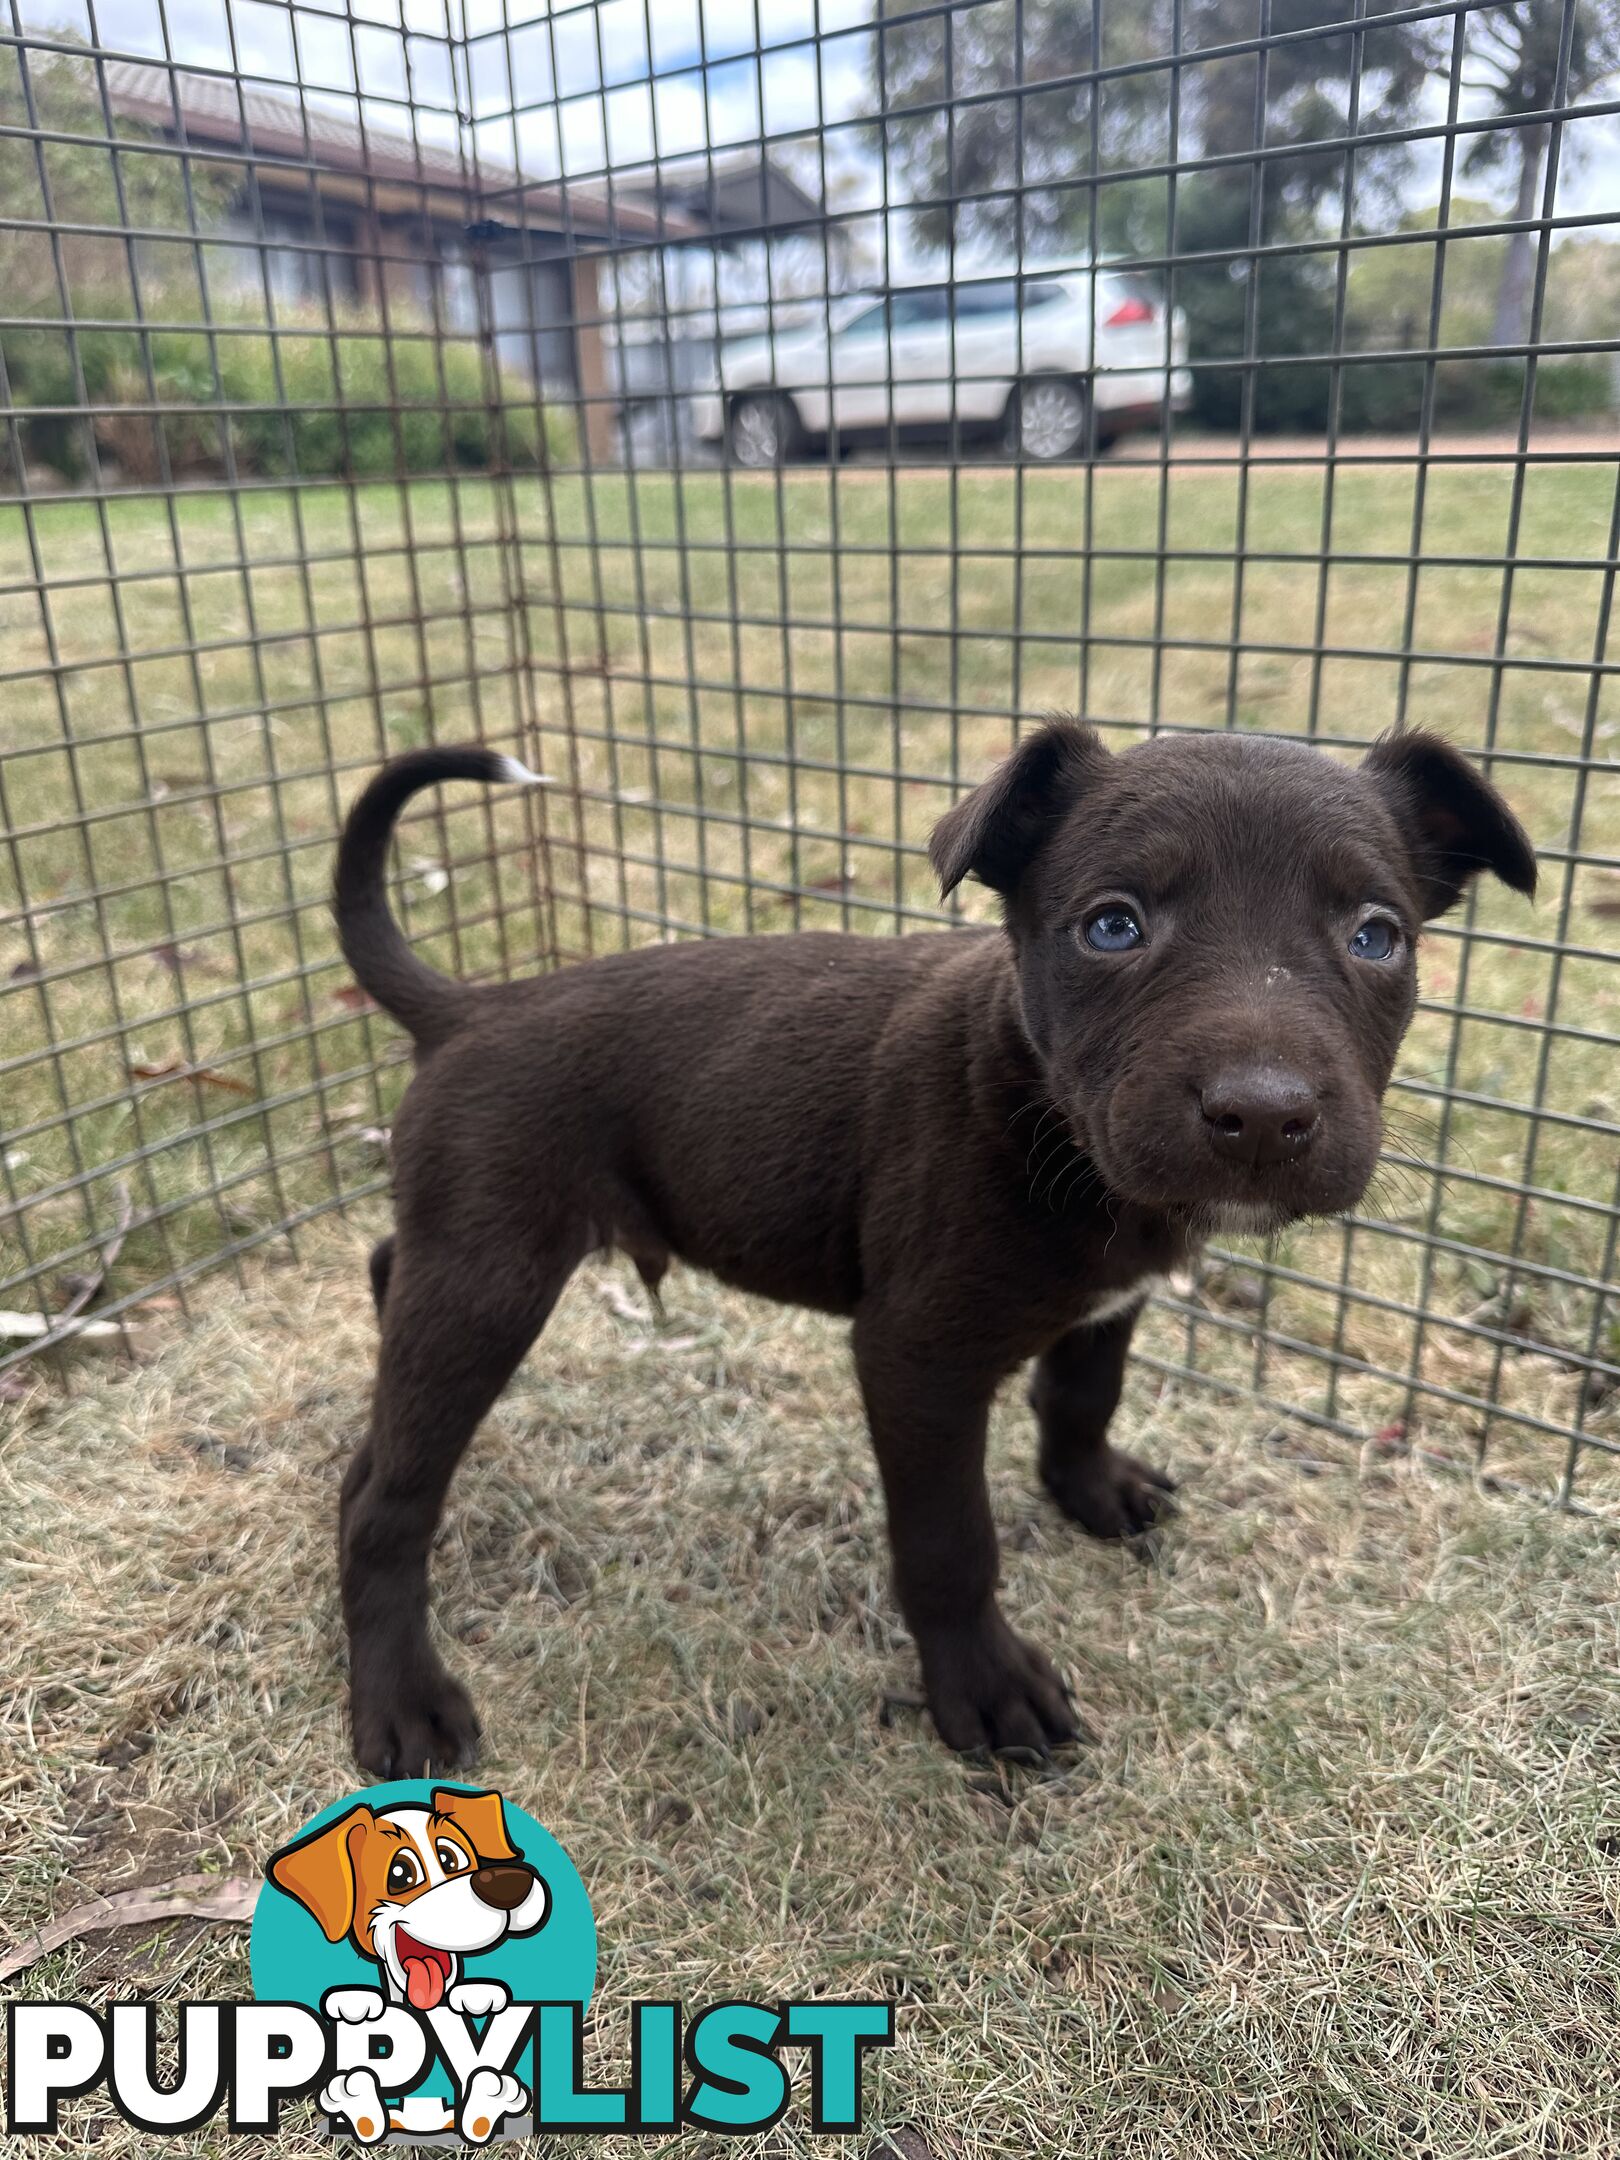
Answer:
1049, 1158, 1085, 1214
1358, 1161, 1430, 1224
1034, 1148, 1080, 1211
1023, 1101, 1065, 1180
1005, 1096, 1049, 1139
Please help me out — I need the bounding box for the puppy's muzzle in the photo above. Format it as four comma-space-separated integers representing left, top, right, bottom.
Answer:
471, 1862, 538, 1911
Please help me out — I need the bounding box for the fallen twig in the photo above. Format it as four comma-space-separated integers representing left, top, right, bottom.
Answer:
0, 1181, 136, 1362
129, 1058, 254, 1097
0, 1874, 259, 1984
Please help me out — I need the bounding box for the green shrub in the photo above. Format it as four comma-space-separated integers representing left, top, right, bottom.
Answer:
223, 319, 554, 477
2, 326, 90, 477
1335, 353, 1614, 433
6, 297, 573, 482
1523, 354, 1616, 420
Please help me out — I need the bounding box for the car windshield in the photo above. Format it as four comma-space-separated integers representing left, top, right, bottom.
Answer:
769, 273, 1101, 348
951, 279, 1069, 317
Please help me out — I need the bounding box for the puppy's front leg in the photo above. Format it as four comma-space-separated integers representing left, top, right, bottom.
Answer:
1030, 1309, 1175, 1539
854, 1313, 1078, 1756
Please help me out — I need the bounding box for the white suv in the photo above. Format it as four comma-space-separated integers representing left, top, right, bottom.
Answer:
691, 266, 1191, 466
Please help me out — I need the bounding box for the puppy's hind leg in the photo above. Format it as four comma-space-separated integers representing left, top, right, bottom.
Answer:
341, 1225, 581, 1779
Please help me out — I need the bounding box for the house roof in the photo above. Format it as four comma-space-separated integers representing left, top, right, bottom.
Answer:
620, 149, 827, 239
101, 61, 692, 242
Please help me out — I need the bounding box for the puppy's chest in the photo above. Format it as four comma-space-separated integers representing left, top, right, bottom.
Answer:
1075, 1272, 1171, 1326
1031, 1204, 1193, 1340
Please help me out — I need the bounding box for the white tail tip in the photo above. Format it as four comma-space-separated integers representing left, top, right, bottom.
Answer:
495, 755, 553, 787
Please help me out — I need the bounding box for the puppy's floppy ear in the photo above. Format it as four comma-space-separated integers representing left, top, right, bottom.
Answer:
267, 1804, 372, 1942
1362, 729, 1537, 920
930, 720, 1107, 898
430, 1785, 519, 1864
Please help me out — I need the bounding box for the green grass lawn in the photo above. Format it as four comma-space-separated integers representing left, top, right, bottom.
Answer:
1, 454, 1616, 1499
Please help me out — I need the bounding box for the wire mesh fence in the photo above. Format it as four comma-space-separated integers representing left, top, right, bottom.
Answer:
1, 0, 1615, 1507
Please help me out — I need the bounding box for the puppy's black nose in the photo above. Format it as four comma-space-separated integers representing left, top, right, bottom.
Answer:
470, 1863, 536, 1910
1200, 1067, 1320, 1167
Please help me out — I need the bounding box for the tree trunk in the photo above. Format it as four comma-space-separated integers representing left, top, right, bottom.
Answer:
1491, 123, 1548, 351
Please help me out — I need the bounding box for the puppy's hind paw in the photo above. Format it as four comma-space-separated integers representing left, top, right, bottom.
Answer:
459, 2068, 529, 2146
320, 2068, 388, 2145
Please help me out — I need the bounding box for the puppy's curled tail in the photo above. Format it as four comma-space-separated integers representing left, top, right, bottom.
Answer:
334, 745, 548, 1049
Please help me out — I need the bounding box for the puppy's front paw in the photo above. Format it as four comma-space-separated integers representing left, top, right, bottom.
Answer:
350, 1652, 481, 1780
915, 1609, 1086, 1758
1042, 1443, 1176, 1540
320, 2068, 388, 2144
322, 1986, 387, 2026
447, 1978, 510, 2018
459, 2068, 529, 2145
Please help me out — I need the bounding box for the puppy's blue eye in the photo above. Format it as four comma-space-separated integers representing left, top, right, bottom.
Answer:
1084, 906, 1143, 953
1350, 916, 1400, 962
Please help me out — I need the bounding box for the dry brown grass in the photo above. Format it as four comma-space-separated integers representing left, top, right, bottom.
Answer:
6, 1219, 1620, 2156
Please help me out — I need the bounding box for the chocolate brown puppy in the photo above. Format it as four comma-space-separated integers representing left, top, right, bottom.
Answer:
333, 724, 1535, 1775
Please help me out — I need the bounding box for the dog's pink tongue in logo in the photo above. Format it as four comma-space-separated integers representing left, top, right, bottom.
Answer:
398, 1932, 450, 2009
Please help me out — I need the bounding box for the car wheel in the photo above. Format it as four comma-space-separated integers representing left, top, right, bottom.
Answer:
728, 394, 800, 469
1008, 378, 1089, 462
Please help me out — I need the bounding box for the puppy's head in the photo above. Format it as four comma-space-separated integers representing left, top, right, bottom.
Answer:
931, 723, 1535, 1233
268, 1786, 550, 2009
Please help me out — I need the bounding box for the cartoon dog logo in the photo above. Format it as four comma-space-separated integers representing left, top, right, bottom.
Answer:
267, 1785, 549, 2144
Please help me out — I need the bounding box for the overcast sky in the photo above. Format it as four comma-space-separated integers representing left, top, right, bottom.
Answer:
38, 0, 1620, 245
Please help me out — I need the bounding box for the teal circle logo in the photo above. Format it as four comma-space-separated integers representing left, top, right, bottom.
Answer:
250, 1781, 594, 2142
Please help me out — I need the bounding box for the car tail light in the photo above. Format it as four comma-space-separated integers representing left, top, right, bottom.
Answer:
1104, 295, 1156, 326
